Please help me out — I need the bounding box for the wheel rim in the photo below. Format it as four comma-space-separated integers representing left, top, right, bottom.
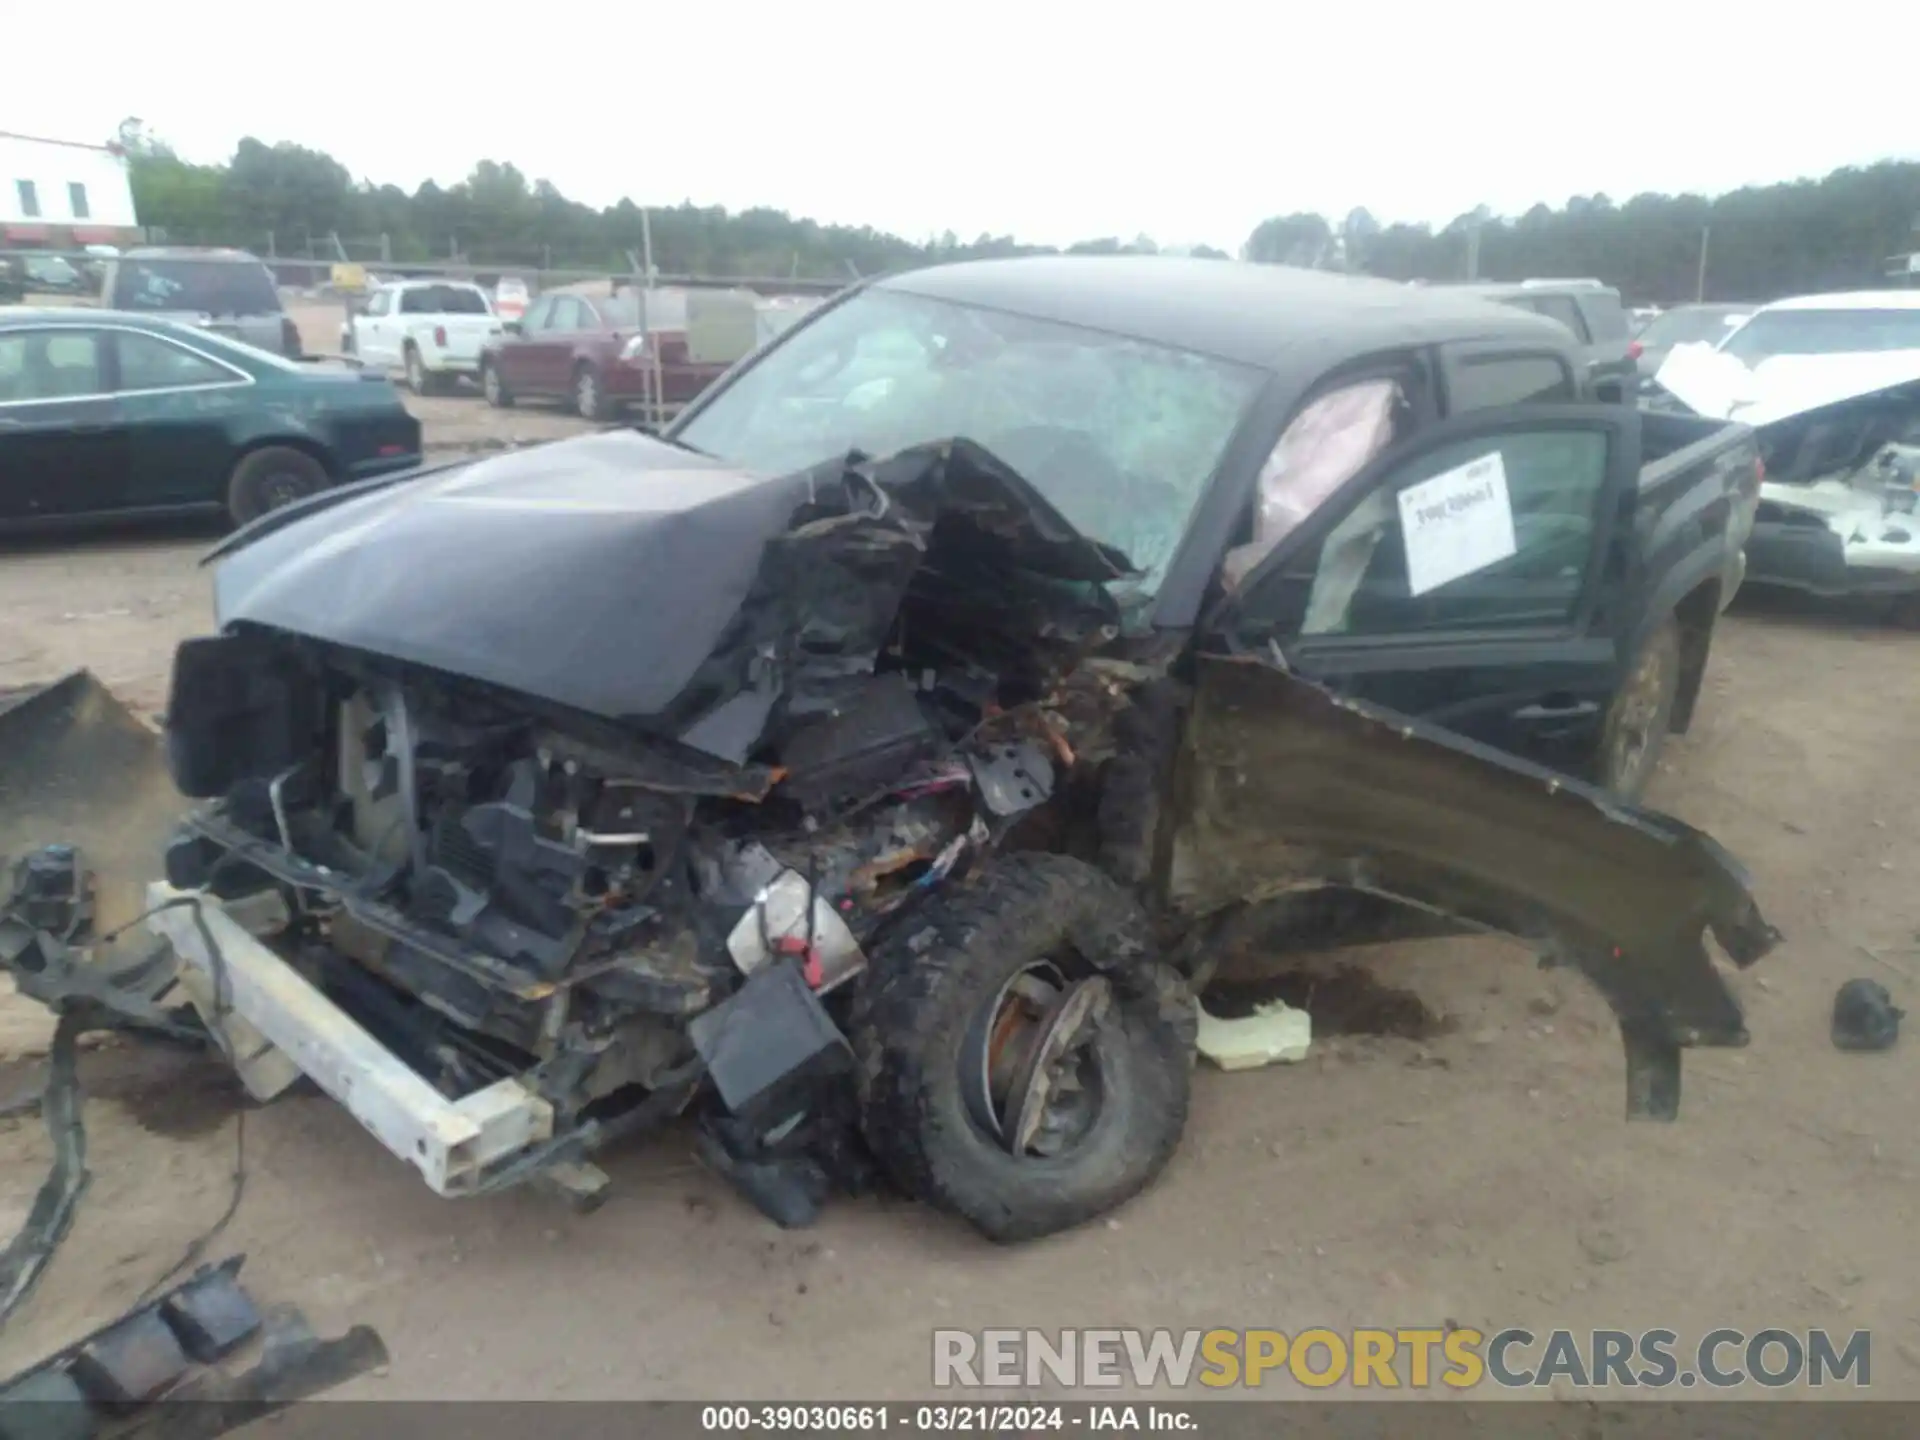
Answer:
258, 472, 309, 512
1608, 641, 1672, 789
578, 371, 597, 416
408, 353, 424, 389
960, 961, 1110, 1160
483, 366, 500, 402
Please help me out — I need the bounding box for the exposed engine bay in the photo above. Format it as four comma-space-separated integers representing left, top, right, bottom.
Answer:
169, 653, 1076, 1112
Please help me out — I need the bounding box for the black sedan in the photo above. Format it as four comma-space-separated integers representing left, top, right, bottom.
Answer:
0, 309, 422, 528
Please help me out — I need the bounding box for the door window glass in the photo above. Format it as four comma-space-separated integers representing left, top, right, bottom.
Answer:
397, 284, 491, 315
0, 330, 106, 402
109, 258, 280, 315
1529, 295, 1589, 340
1251, 427, 1611, 636
1580, 290, 1628, 340
115, 331, 236, 392
520, 296, 555, 332
1446, 354, 1575, 413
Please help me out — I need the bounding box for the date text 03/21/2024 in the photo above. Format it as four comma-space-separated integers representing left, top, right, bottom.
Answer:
699, 1405, 1196, 1431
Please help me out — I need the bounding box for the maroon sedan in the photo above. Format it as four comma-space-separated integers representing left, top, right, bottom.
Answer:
477, 285, 736, 421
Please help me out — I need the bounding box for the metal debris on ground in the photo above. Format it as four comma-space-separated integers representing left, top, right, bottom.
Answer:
0, 825, 235, 1335
1831, 978, 1903, 1052
0, 1011, 88, 1332
0, 1254, 387, 1440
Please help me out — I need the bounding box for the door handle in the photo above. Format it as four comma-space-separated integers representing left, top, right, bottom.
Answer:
1514, 699, 1599, 721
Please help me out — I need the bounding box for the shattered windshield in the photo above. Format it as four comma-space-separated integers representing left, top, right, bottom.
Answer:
673, 288, 1265, 599
1719, 308, 1920, 363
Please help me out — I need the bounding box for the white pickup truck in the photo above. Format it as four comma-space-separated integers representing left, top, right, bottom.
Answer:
340, 279, 502, 394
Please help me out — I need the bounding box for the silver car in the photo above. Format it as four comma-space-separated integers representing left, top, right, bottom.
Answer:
98, 248, 301, 357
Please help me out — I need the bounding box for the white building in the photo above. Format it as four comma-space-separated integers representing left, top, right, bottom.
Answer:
0, 131, 139, 245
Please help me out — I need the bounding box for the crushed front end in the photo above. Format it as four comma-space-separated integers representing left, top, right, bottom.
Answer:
152, 434, 1142, 1214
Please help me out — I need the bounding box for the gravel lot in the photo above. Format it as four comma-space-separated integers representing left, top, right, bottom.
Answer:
0, 339, 1915, 1400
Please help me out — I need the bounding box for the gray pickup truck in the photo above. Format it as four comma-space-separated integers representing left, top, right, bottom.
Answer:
33, 258, 1773, 1248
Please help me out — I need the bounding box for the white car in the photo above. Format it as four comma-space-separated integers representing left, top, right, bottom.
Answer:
1656, 290, 1920, 425
1652, 290, 1920, 608
341, 279, 503, 394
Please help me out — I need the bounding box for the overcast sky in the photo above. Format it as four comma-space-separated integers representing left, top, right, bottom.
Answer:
13, 0, 1911, 251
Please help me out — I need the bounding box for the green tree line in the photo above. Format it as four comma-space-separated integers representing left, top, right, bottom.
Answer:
1245, 162, 1919, 301
117, 119, 1917, 299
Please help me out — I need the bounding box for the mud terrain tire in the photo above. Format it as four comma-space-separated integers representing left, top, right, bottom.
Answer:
852, 853, 1196, 1242
1600, 615, 1681, 800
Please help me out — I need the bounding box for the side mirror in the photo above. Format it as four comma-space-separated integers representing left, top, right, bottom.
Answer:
502, 320, 524, 337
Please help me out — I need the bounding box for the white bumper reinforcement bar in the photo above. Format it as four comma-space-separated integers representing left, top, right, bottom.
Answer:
145, 883, 553, 1195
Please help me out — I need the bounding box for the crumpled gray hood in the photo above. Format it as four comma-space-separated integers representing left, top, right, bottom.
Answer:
210, 430, 1128, 759
213, 430, 807, 725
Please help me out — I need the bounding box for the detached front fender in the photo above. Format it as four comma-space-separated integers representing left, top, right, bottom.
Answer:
1167, 655, 1780, 1120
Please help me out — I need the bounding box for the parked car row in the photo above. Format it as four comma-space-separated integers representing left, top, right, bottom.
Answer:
336, 273, 769, 421
6, 242, 823, 427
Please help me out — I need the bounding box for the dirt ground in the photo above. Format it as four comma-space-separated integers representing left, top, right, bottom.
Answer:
0, 348, 1916, 1399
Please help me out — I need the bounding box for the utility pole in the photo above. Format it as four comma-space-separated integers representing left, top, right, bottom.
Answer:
640, 206, 662, 429
1695, 225, 1711, 302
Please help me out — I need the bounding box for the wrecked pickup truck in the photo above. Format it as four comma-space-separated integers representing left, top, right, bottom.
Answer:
1649, 292, 1920, 615
139, 258, 1777, 1242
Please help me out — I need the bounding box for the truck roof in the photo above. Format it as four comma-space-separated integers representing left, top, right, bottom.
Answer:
119, 247, 267, 263
879, 256, 1569, 371
381, 276, 489, 290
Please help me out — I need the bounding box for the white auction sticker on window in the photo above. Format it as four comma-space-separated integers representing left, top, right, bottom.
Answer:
1396, 450, 1518, 596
